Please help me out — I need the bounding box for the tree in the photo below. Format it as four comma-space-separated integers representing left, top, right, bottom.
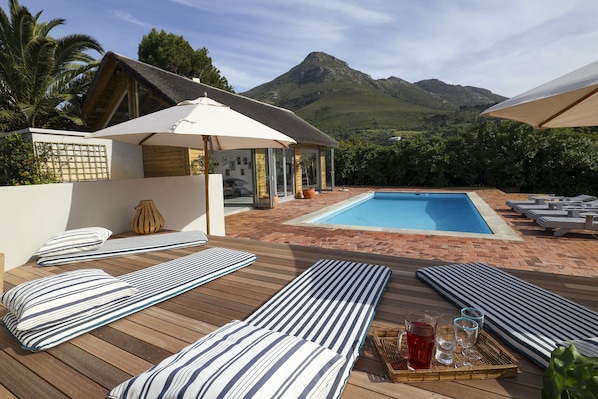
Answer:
0, 0, 104, 130
138, 28, 234, 92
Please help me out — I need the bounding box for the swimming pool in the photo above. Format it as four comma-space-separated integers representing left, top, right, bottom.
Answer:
310, 192, 491, 233
286, 191, 522, 240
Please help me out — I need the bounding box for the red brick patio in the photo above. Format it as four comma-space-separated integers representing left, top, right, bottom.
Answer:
224, 187, 598, 278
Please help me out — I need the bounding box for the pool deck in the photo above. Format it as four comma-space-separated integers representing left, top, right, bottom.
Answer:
1, 187, 597, 398
226, 187, 598, 278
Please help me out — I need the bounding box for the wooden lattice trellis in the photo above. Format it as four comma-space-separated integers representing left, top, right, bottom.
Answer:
35, 142, 109, 182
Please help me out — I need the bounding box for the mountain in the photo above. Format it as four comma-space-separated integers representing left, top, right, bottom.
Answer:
242, 52, 506, 137
413, 78, 504, 108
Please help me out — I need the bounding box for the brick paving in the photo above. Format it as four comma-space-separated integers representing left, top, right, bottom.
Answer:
224, 187, 598, 278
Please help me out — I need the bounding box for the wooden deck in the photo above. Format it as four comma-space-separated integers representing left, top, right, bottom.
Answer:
2, 236, 597, 398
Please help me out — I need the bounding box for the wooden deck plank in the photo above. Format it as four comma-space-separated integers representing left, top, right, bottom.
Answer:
88, 326, 172, 365
140, 306, 219, 335
106, 317, 190, 353
46, 343, 131, 391
3, 236, 596, 398
69, 333, 153, 376
0, 332, 105, 398
0, 349, 70, 399
0, 384, 18, 399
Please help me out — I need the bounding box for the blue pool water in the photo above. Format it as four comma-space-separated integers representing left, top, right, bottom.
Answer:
310, 192, 492, 234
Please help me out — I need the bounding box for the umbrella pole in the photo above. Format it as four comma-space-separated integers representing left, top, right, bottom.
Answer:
203, 136, 210, 235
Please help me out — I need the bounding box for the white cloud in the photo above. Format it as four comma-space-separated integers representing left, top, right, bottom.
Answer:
111, 10, 153, 28
16, 0, 598, 96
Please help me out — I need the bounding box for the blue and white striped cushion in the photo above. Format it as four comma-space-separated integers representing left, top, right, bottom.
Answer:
2, 247, 257, 351
33, 227, 113, 257
37, 231, 209, 266
1, 269, 137, 331
560, 338, 598, 357
416, 263, 598, 368
246, 259, 392, 399
108, 320, 345, 399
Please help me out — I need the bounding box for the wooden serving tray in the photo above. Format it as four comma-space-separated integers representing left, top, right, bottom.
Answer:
372, 328, 520, 382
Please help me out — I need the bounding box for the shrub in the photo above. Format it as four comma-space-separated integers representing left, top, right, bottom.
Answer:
0, 134, 58, 185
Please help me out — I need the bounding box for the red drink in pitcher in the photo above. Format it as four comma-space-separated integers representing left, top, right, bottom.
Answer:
405, 321, 435, 369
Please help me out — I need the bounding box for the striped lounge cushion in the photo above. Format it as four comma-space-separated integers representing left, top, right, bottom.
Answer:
33, 227, 113, 257
560, 338, 598, 357
416, 263, 598, 368
1, 269, 137, 331
108, 320, 345, 399
2, 247, 256, 351
37, 230, 209, 266
246, 259, 392, 399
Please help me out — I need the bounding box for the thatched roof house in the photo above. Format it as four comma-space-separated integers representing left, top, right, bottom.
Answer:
81, 52, 337, 203
82, 52, 337, 147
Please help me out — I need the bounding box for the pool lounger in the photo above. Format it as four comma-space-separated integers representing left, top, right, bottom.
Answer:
3, 247, 257, 352
511, 195, 597, 214
525, 205, 598, 220
108, 259, 392, 399
416, 262, 598, 369
536, 213, 598, 236
505, 194, 557, 208
37, 230, 208, 266
506, 194, 596, 209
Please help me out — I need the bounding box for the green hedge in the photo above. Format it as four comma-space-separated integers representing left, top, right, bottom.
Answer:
334, 121, 598, 195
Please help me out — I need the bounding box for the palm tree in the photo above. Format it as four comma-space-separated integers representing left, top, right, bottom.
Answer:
0, 0, 104, 130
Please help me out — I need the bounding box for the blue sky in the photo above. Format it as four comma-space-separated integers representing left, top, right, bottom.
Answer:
16, 0, 598, 97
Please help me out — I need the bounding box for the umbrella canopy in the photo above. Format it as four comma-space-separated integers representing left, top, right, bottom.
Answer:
481, 60, 598, 128
87, 96, 296, 234
88, 96, 296, 149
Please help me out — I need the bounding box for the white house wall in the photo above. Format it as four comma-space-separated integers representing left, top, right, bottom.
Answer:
0, 174, 224, 271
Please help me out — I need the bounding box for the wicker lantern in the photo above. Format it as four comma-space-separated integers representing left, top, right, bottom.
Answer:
131, 200, 165, 234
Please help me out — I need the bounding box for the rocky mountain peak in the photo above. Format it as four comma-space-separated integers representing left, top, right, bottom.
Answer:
286, 51, 372, 85
242, 52, 507, 134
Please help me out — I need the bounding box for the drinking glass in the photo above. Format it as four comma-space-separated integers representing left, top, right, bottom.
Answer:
435, 314, 457, 365
454, 317, 482, 367
461, 307, 485, 330
425, 310, 441, 325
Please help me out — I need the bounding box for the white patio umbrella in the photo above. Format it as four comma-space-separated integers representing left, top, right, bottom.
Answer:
481, 60, 598, 128
87, 96, 296, 234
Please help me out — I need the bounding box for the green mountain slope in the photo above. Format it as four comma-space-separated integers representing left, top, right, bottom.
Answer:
242, 52, 506, 137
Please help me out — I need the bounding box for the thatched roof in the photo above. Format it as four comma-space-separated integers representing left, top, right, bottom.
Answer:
82, 52, 338, 147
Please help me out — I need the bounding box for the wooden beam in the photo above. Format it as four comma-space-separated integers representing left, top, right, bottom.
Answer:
128, 78, 139, 119
96, 80, 128, 129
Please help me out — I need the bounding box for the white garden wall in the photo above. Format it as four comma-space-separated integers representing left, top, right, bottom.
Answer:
0, 174, 224, 271
16, 128, 145, 180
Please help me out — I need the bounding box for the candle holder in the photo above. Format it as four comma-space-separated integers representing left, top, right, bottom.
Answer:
131, 200, 165, 234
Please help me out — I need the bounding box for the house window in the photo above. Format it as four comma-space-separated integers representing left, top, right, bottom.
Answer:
35, 142, 109, 182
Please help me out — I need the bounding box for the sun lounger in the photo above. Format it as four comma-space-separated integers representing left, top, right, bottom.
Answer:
36, 230, 208, 266
108, 258, 392, 399
525, 204, 598, 220
416, 262, 598, 369
511, 194, 597, 214
536, 213, 598, 236
3, 247, 256, 351
505, 193, 557, 208
506, 193, 595, 209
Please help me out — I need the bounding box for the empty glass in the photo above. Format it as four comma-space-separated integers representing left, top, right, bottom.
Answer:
461, 307, 485, 330
454, 317, 482, 367
435, 314, 457, 365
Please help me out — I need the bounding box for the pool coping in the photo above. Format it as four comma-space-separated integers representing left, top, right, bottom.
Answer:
284, 190, 523, 241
